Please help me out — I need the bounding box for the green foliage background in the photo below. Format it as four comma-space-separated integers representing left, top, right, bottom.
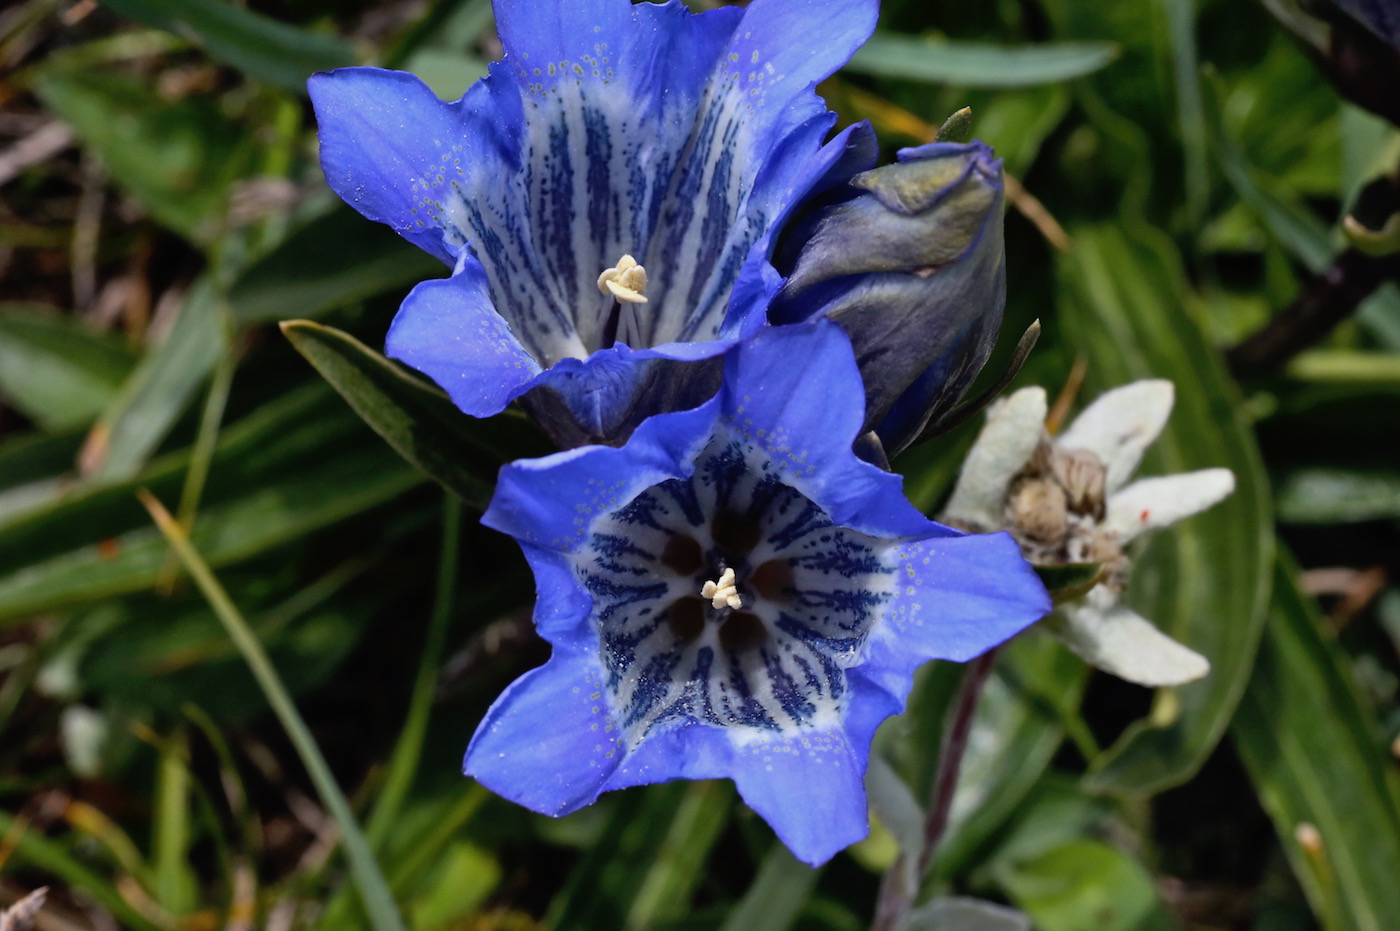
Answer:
1, 0, 1398, 928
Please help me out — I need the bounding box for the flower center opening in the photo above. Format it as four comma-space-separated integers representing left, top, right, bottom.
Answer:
1004, 440, 1124, 576
577, 437, 899, 744
658, 513, 779, 654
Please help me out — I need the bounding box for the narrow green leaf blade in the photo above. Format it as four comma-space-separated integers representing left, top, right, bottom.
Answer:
0, 306, 136, 431
281, 320, 547, 508
140, 491, 406, 931
718, 844, 820, 931
0, 445, 420, 624
87, 279, 226, 482
847, 35, 1119, 88
0, 388, 421, 624
34, 69, 248, 241
1233, 557, 1400, 931
99, 0, 357, 92
229, 208, 444, 325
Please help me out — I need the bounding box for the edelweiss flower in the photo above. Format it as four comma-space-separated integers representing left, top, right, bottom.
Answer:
309, 0, 880, 447
467, 322, 1049, 865
940, 381, 1236, 687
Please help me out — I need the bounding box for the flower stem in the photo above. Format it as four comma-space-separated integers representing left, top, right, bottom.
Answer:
870, 646, 1002, 931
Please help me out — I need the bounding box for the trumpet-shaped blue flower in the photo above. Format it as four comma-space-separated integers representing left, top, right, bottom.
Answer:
466, 322, 1049, 865
309, 0, 878, 447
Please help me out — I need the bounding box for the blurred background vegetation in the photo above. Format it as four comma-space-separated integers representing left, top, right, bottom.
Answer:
2, 0, 1399, 928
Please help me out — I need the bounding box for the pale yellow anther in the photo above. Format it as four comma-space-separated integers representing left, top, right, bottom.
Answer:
701, 567, 743, 610
597, 253, 649, 304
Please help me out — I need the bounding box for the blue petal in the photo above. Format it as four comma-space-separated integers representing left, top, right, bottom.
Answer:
308, 67, 513, 267
650, 0, 880, 346
729, 729, 870, 866
515, 543, 596, 649
718, 320, 864, 461
463, 651, 623, 816
384, 258, 541, 418
518, 341, 728, 447
317, 0, 883, 446
602, 721, 735, 790
483, 403, 715, 551
716, 321, 938, 537
724, 120, 879, 340
866, 531, 1050, 669
475, 0, 880, 357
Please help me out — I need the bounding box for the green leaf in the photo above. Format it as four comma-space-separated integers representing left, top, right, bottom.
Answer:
718, 844, 820, 931
140, 491, 406, 931
1056, 224, 1273, 794
1286, 349, 1400, 385
901, 898, 1030, 931
1162, 0, 1209, 229
1233, 556, 1400, 931
404, 841, 501, 930
0, 306, 137, 431
79, 600, 370, 719
847, 34, 1119, 88
0, 448, 419, 624
1034, 562, 1103, 602
0, 387, 421, 625
229, 208, 445, 325
1276, 467, 1400, 524
34, 68, 250, 241
541, 782, 713, 930
87, 278, 226, 482
1207, 75, 1400, 349
281, 320, 548, 509
1213, 112, 1332, 274
993, 838, 1172, 931
624, 781, 734, 930
931, 633, 1088, 877
99, 0, 357, 92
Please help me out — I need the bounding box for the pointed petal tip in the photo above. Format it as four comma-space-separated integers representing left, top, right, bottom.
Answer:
1104, 467, 1238, 541
1060, 379, 1178, 491
1052, 600, 1211, 687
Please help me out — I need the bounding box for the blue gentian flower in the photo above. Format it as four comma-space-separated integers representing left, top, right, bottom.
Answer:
309, 0, 878, 447
465, 321, 1050, 865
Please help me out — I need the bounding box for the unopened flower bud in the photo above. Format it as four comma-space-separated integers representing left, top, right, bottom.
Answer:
770, 141, 1006, 455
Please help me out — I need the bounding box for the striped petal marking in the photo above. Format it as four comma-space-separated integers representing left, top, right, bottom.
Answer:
431, 39, 776, 370
574, 430, 900, 749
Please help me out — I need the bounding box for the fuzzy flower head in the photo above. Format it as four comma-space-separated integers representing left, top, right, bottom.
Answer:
940, 381, 1235, 687
467, 322, 1049, 865
309, 0, 879, 447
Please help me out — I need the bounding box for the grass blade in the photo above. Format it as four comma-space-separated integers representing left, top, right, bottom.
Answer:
1233, 556, 1400, 930
137, 489, 406, 931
